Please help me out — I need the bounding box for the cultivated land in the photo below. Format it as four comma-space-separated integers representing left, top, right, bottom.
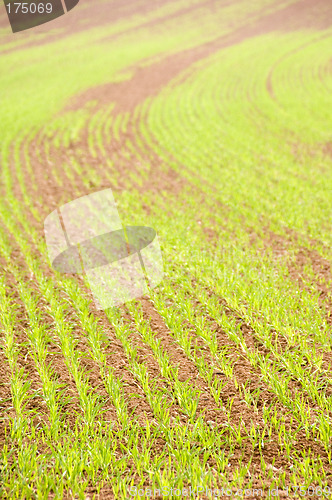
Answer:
0, 0, 332, 498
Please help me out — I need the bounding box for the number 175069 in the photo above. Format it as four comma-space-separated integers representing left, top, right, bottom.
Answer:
6, 3, 53, 14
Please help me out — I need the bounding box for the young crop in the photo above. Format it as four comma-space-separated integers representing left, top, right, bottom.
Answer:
1, 0, 332, 496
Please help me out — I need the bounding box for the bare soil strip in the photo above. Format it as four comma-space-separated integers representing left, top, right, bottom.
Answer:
68, 0, 332, 114
265, 229, 332, 328
0, 345, 13, 448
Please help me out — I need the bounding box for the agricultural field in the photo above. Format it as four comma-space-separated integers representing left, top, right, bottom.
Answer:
0, 0, 332, 498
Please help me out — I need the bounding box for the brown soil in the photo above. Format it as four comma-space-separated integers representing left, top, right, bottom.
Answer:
323, 140, 332, 160
68, 0, 332, 113
264, 229, 332, 317
2, 0, 332, 496
0, 345, 14, 448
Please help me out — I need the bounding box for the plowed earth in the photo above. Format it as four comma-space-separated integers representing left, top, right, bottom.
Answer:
0, 0, 332, 498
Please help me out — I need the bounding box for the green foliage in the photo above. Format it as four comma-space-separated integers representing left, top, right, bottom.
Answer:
0, 0, 332, 497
